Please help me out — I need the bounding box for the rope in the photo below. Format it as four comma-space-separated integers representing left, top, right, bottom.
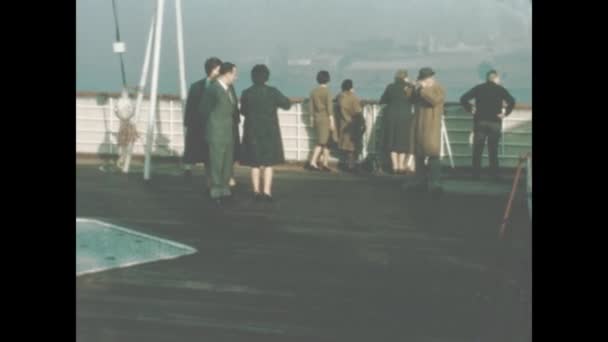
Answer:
111, 0, 128, 88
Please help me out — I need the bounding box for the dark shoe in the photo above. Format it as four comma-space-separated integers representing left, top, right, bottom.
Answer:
253, 192, 264, 201
304, 163, 320, 171
320, 165, 332, 172
262, 193, 274, 202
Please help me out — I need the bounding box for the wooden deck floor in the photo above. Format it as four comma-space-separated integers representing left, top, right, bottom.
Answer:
76, 163, 531, 342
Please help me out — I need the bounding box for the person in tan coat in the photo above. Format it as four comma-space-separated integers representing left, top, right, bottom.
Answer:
336, 79, 364, 171
408, 67, 446, 195
306, 70, 335, 172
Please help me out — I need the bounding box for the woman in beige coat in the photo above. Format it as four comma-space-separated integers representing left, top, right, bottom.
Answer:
306, 70, 335, 172
336, 79, 364, 171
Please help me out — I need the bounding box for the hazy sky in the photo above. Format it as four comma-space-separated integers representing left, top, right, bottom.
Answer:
77, 0, 531, 101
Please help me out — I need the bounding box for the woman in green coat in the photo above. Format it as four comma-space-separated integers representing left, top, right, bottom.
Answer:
379, 69, 415, 174
240, 64, 291, 201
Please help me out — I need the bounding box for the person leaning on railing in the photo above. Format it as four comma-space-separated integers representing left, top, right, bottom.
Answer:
335, 79, 364, 172
460, 69, 516, 181
379, 69, 415, 174
306, 70, 336, 172
407, 67, 446, 196
239, 64, 291, 202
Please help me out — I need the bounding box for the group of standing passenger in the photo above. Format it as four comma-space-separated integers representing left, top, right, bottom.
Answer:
182, 56, 516, 206
304, 67, 447, 195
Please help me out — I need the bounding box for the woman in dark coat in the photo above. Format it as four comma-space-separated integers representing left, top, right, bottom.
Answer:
379, 69, 415, 174
240, 64, 291, 201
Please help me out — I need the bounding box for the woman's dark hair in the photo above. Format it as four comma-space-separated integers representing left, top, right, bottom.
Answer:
316, 70, 330, 84
341, 79, 353, 92
219, 62, 236, 75
251, 64, 270, 84
204, 57, 223, 76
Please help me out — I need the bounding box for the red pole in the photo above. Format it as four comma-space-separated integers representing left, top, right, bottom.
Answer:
499, 153, 530, 239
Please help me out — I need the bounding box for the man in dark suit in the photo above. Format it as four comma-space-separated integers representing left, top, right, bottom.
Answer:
460, 70, 516, 181
182, 57, 222, 182
200, 62, 239, 204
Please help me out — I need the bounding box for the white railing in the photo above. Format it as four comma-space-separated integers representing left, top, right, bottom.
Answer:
76, 94, 532, 168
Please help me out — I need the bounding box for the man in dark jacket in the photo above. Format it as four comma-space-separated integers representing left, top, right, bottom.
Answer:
460, 70, 516, 181
182, 57, 222, 180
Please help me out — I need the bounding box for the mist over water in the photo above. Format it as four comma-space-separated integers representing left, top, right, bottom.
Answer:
77, 0, 531, 103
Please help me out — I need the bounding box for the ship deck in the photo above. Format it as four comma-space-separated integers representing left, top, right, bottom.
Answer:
76, 159, 531, 342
